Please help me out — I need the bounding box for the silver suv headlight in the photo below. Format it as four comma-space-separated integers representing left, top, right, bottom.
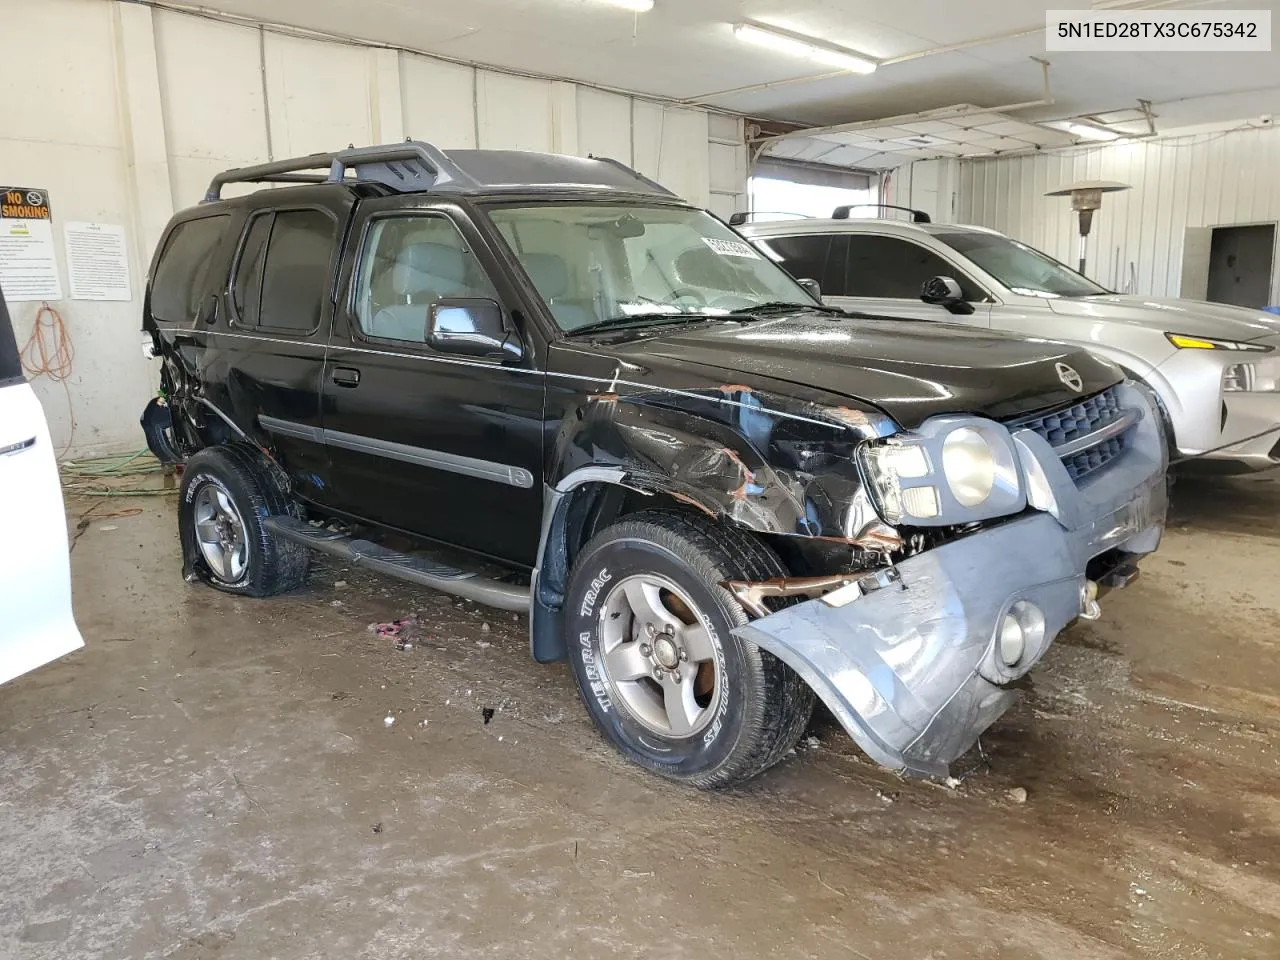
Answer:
857, 416, 1026, 526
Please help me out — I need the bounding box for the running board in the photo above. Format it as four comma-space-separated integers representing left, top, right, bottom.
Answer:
264, 516, 530, 612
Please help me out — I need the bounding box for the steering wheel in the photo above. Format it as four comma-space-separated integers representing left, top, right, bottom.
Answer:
668, 287, 708, 307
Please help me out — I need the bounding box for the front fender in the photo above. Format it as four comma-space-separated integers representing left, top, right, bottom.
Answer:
547, 385, 898, 543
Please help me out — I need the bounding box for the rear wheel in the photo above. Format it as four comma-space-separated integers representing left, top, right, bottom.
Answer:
564, 509, 814, 788
178, 445, 309, 596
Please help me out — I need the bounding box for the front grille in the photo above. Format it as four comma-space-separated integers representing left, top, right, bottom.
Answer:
1010, 385, 1130, 482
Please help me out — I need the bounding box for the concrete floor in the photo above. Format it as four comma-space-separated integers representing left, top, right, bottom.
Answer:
2, 476, 1279, 959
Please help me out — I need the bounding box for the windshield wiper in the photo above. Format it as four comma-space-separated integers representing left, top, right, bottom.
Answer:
728, 301, 844, 317
564, 312, 722, 337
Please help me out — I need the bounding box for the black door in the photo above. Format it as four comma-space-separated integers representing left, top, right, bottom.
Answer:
320, 198, 545, 566
213, 189, 354, 506
1207, 224, 1275, 309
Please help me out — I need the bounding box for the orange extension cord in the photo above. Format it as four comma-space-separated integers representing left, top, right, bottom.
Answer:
19, 301, 76, 456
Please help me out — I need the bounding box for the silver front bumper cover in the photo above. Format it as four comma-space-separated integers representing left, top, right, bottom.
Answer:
735, 382, 1168, 778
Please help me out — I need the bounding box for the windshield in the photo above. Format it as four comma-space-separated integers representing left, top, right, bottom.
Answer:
485, 203, 815, 332
936, 231, 1110, 299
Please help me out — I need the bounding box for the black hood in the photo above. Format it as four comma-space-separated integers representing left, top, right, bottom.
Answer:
606, 311, 1121, 428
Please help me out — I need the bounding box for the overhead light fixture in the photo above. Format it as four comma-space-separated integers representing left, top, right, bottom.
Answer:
596, 0, 654, 11
1064, 121, 1120, 142
732, 22, 877, 74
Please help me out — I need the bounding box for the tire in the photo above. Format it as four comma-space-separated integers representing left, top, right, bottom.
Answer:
178, 445, 310, 597
564, 509, 815, 788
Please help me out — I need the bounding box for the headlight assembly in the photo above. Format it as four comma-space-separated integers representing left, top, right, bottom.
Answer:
1165, 333, 1272, 352
942, 427, 997, 506
857, 417, 1026, 527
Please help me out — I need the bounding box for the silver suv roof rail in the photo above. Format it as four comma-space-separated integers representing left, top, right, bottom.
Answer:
727, 211, 814, 226
832, 203, 931, 223
204, 141, 484, 203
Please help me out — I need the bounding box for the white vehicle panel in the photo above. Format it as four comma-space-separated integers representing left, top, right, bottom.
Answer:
0, 380, 82, 685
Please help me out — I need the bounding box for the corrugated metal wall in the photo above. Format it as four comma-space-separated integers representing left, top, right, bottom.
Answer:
955, 126, 1280, 302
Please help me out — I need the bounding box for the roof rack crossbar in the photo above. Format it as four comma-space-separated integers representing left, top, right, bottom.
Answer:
203, 140, 483, 202
832, 203, 931, 223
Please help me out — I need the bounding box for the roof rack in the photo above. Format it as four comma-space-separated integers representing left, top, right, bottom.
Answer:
832, 203, 931, 223
203, 141, 676, 204
727, 211, 815, 226
204, 141, 484, 203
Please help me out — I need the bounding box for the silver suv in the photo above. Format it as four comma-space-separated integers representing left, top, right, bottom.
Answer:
738, 212, 1280, 472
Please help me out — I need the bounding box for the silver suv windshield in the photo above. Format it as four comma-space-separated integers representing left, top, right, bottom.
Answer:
936, 231, 1110, 299
486, 203, 815, 332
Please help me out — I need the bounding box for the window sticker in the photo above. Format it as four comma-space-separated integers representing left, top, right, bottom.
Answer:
701, 236, 761, 259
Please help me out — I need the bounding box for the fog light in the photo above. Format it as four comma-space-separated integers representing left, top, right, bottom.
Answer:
998, 614, 1025, 666
998, 600, 1047, 669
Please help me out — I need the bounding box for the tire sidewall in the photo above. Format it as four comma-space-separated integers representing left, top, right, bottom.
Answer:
180, 459, 263, 593
565, 534, 758, 779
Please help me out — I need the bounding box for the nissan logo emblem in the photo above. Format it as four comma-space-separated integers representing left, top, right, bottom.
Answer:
1056, 363, 1084, 392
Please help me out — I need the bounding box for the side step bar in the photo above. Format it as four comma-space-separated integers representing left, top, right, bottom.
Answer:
264, 516, 530, 612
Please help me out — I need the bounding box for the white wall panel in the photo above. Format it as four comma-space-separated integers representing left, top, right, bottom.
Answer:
476, 73, 553, 152
954, 127, 1280, 303
154, 10, 267, 208
1, 0, 747, 457
0, 0, 161, 458
401, 56, 477, 149
633, 104, 711, 206
263, 33, 374, 158
576, 88, 631, 162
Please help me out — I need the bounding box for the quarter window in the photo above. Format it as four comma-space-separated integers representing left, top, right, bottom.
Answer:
150, 215, 229, 323
354, 216, 499, 343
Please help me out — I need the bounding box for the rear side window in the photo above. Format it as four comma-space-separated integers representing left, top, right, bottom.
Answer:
843, 235, 983, 301
233, 209, 336, 334
151, 215, 229, 323
758, 234, 847, 295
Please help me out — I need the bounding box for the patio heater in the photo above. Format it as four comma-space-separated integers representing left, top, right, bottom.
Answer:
1045, 180, 1131, 275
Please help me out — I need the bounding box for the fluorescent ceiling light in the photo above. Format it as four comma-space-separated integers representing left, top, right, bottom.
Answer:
1064, 121, 1120, 141
596, 0, 654, 11
732, 22, 877, 74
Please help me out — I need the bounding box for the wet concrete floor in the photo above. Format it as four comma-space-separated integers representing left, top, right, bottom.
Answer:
1, 475, 1278, 959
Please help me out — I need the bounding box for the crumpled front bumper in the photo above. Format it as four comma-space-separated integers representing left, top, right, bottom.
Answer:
735, 382, 1168, 778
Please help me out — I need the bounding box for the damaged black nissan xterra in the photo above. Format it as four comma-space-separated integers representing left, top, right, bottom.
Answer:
142, 142, 1167, 787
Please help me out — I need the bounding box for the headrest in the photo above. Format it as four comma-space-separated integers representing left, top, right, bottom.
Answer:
675, 247, 733, 288
392, 242, 468, 297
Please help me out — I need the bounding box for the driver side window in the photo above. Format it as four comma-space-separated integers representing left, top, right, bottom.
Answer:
355, 216, 498, 343
841, 235, 984, 301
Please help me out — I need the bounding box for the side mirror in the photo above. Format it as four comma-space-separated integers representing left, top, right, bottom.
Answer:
920, 276, 975, 315
427, 298, 523, 361
797, 278, 822, 301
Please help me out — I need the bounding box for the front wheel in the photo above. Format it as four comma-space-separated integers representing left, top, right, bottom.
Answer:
564, 510, 814, 788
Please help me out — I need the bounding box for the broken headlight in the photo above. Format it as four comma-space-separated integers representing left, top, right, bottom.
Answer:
856, 416, 1026, 526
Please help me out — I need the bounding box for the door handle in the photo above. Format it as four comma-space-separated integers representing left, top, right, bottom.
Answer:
331, 367, 361, 387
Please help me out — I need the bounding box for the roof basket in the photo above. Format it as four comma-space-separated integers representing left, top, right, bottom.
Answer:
727, 211, 815, 226
203, 141, 481, 203
832, 203, 931, 223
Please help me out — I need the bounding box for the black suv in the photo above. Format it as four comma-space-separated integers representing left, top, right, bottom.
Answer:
142, 142, 1167, 787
